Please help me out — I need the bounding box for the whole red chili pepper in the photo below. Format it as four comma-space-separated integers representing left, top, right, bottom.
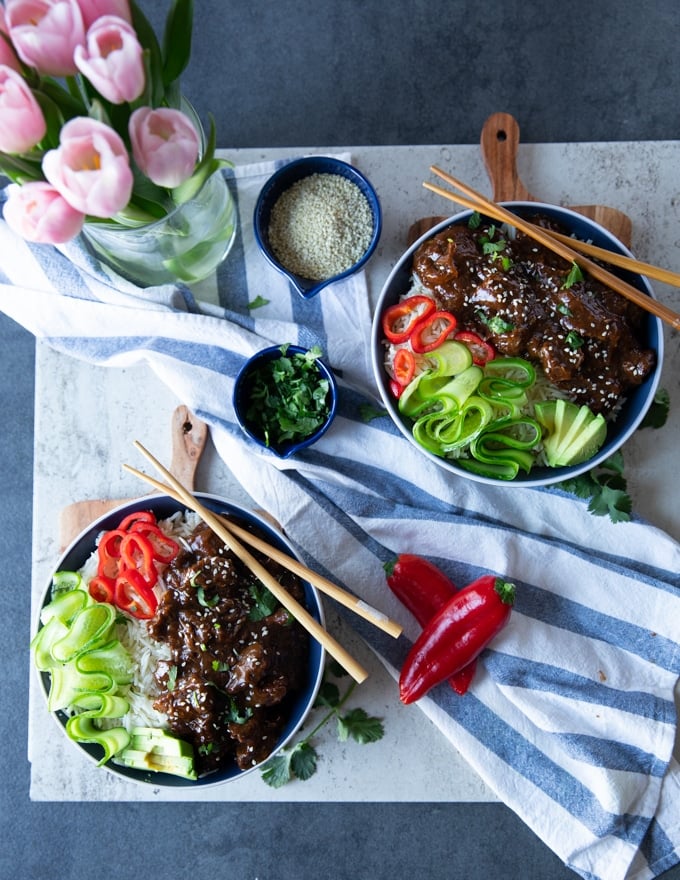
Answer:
384, 554, 477, 695
399, 575, 515, 704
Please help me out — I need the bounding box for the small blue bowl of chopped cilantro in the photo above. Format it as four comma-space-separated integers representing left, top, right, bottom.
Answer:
253, 156, 382, 299
234, 343, 339, 458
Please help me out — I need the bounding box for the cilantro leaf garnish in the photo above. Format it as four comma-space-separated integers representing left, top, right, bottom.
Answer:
468, 211, 482, 229
565, 330, 584, 349
562, 262, 584, 289
476, 309, 514, 334
640, 388, 670, 429
336, 708, 385, 744
248, 582, 279, 620
248, 295, 270, 310
260, 663, 384, 787
559, 452, 632, 523
359, 403, 386, 423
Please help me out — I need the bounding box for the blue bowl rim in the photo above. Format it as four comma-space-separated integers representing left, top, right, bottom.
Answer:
34, 492, 326, 788
371, 201, 664, 489
253, 156, 382, 299
233, 343, 339, 458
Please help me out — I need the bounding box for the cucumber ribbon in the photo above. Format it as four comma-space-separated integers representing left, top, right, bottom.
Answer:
399, 354, 542, 478
31, 578, 133, 763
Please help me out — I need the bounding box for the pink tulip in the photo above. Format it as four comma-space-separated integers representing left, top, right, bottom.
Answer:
77, 0, 131, 29
42, 117, 133, 217
74, 15, 144, 104
3, 180, 85, 243
5, 0, 85, 76
0, 8, 22, 72
0, 66, 47, 153
129, 107, 200, 188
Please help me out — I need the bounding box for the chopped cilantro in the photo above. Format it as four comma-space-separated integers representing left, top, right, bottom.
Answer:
565, 330, 584, 349
166, 665, 177, 692
245, 344, 332, 447
476, 310, 514, 335
562, 262, 584, 289
248, 295, 270, 310
224, 698, 253, 725
248, 582, 279, 620
468, 211, 482, 229
196, 586, 219, 608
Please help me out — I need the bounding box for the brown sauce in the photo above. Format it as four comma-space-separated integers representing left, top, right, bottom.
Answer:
412, 217, 656, 415
148, 520, 309, 775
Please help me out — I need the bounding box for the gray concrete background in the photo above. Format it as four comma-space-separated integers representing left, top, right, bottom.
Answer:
2, 1, 680, 878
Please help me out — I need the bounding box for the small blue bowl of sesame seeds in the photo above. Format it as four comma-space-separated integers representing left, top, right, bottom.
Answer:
372, 202, 663, 488
253, 156, 382, 299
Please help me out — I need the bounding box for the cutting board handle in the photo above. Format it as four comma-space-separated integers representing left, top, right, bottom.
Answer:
480, 112, 533, 201
170, 405, 208, 491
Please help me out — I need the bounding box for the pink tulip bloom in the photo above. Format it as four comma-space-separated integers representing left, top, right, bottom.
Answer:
42, 117, 133, 218
0, 66, 47, 153
0, 8, 22, 72
129, 107, 200, 188
77, 0, 131, 29
74, 15, 144, 104
3, 181, 85, 243
5, 0, 85, 76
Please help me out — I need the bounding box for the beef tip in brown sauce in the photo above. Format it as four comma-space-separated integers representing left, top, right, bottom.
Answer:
411, 217, 655, 415
149, 520, 309, 775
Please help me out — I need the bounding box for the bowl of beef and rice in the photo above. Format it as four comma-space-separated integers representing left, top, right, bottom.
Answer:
253, 156, 382, 299
371, 203, 663, 488
31, 494, 325, 787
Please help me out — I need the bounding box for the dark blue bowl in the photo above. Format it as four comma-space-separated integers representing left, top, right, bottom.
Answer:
253, 156, 382, 298
34, 494, 325, 788
234, 344, 338, 458
371, 202, 663, 488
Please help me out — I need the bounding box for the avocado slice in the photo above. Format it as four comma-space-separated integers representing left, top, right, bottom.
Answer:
534, 400, 558, 434
542, 399, 607, 467
117, 727, 197, 779
555, 414, 607, 466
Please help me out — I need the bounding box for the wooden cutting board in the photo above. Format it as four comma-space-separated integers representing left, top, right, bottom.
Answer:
59, 405, 208, 549
410, 111, 633, 247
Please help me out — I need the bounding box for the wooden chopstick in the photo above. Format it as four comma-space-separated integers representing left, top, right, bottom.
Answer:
424, 166, 680, 332
542, 229, 680, 289
123, 463, 403, 639
126, 442, 370, 683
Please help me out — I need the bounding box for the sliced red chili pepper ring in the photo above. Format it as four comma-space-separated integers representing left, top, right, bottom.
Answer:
88, 574, 116, 604
117, 510, 157, 531
96, 528, 127, 580
382, 295, 436, 344
410, 310, 458, 354
454, 330, 496, 366
114, 568, 159, 620
119, 532, 158, 586
130, 521, 180, 564
392, 347, 416, 389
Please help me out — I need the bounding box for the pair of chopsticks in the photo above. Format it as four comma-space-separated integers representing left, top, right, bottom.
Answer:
424, 165, 680, 332
124, 442, 404, 684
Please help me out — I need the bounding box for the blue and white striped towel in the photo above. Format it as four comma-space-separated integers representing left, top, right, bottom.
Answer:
2, 157, 679, 880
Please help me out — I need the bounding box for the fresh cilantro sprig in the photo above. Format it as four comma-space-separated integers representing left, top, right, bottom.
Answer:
260, 661, 384, 788
558, 388, 670, 523
560, 451, 632, 523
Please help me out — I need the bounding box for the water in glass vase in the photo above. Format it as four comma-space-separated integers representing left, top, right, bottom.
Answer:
82, 169, 237, 287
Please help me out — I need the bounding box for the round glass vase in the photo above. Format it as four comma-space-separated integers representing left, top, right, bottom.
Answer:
81, 168, 237, 287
